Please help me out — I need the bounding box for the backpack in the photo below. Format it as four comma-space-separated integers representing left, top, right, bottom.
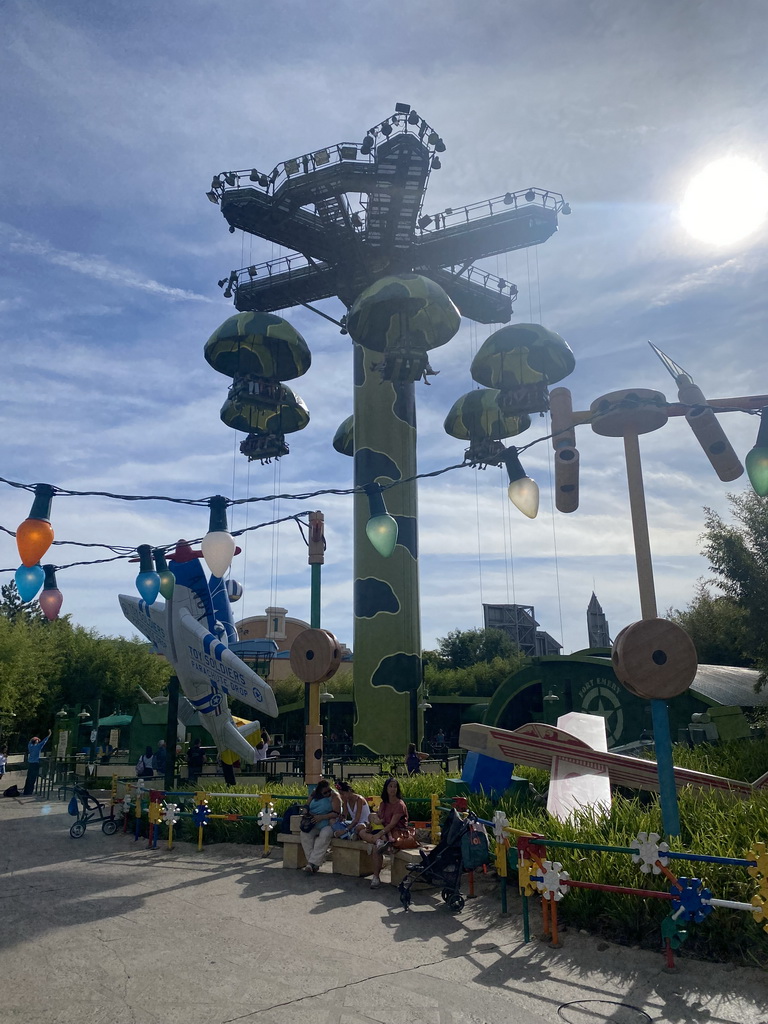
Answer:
280, 803, 304, 833
3, 784, 20, 798
68, 795, 79, 816
461, 821, 491, 870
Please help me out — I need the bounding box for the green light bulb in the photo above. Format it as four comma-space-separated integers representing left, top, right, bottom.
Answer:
365, 514, 398, 558
746, 410, 768, 497
153, 548, 176, 600
746, 446, 768, 497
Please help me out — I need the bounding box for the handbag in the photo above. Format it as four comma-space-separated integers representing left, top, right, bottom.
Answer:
300, 811, 315, 833
390, 825, 419, 850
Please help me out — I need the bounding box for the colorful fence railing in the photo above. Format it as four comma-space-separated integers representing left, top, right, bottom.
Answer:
104, 781, 766, 967
488, 810, 768, 967
110, 779, 442, 853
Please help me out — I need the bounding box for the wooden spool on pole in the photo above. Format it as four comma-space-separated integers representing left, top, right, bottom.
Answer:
591, 390, 684, 836
612, 618, 697, 701
290, 628, 342, 787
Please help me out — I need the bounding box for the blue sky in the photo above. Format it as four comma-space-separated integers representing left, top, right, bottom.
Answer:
2, 0, 767, 656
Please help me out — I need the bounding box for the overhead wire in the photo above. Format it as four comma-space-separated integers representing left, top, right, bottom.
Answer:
0, 511, 313, 575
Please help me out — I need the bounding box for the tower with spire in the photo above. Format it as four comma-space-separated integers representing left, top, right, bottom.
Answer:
587, 592, 611, 648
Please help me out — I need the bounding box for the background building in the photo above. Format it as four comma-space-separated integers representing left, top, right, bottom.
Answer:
587, 592, 612, 648
482, 603, 562, 656
236, 606, 353, 682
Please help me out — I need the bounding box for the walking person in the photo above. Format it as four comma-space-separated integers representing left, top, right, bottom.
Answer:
0, 743, 8, 780
152, 739, 167, 775
187, 739, 206, 785
24, 729, 51, 795
135, 746, 154, 778
299, 779, 340, 874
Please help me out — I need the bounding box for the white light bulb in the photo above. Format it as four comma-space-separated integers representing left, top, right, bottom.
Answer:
507, 477, 539, 518
202, 530, 236, 577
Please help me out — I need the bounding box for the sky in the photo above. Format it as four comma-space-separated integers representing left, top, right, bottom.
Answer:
2, 0, 768, 659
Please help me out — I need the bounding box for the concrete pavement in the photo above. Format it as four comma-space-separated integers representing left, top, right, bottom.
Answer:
0, 791, 765, 1024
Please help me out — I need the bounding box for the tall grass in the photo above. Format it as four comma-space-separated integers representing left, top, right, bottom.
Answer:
468, 744, 768, 966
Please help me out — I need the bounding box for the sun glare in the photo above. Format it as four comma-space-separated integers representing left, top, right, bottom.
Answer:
680, 156, 768, 245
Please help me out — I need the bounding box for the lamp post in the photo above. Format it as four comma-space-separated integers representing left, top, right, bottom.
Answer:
306, 511, 325, 776
542, 689, 561, 726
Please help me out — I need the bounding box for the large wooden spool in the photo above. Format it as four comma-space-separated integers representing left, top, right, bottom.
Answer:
612, 618, 697, 700
289, 628, 342, 683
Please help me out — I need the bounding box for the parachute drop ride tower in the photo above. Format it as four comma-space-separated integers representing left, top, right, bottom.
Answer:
206, 104, 569, 754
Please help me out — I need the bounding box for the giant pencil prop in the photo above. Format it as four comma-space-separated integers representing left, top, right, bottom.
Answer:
459, 722, 768, 798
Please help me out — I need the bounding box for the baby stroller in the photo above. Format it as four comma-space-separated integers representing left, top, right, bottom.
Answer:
68, 783, 117, 838
399, 808, 490, 912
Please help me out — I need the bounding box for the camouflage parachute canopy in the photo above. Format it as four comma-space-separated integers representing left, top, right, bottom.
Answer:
220, 380, 309, 435
205, 311, 311, 381
444, 388, 532, 442
470, 323, 575, 390
333, 415, 354, 457
346, 273, 461, 354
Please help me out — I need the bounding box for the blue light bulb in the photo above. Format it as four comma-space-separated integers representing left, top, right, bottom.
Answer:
15, 563, 45, 602
136, 570, 161, 605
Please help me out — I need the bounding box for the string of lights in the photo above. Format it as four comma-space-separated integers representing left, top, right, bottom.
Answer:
0, 461, 467, 508
0, 512, 316, 575
0, 397, 758, 511
3, 393, 765, 619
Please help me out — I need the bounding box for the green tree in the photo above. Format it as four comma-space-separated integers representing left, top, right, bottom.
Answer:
0, 581, 45, 624
0, 588, 173, 741
0, 614, 58, 741
424, 654, 527, 697
435, 627, 518, 669
668, 582, 751, 667
41, 623, 172, 722
423, 627, 528, 698
700, 491, 768, 684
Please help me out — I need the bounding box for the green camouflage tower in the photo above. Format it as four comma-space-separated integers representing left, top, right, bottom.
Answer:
207, 103, 568, 753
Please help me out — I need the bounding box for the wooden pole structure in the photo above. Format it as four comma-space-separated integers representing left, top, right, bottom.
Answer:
622, 430, 680, 837
590, 389, 683, 837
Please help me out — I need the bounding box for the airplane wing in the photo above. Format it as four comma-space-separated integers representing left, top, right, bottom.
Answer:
119, 595, 172, 659
235, 720, 261, 738
175, 609, 278, 718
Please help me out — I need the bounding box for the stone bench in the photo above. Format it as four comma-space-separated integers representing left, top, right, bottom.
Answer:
274, 832, 376, 876
276, 825, 431, 883
390, 847, 424, 886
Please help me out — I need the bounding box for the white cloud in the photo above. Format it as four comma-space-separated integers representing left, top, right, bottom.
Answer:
1, 0, 766, 672
1, 223, 213, 303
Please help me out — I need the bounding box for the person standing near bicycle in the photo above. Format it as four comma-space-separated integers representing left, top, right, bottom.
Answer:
24, 728, 51, 795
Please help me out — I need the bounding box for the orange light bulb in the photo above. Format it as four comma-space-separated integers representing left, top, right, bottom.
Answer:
16, 484, 55, 567
17, 518, 55, 567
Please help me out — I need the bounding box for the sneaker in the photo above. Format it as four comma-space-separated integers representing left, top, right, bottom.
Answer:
370, 876, 381, 889
375, 838, 390, 851
303, 864, 314, 873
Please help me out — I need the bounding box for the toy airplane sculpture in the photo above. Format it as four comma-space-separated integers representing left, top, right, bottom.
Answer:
119, 541, 277, 764
459, 722, 768, 798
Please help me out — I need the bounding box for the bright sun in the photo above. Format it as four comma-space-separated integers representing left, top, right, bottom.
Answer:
680, 156, 768, 245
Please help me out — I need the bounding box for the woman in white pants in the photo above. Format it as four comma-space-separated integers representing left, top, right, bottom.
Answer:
300, 779, 341, 873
